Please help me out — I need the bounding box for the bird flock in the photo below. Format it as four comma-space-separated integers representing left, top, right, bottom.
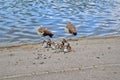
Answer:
41, 38, 71, 53
36, 22, 77, 53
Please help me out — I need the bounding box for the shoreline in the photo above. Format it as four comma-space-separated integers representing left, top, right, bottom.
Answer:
0, 36, 120, 80
0, 35, 120, 48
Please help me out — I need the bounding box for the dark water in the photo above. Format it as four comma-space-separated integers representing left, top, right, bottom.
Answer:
0, 0, 120, 46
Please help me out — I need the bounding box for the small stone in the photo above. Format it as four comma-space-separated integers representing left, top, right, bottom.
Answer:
19, 59, 22, 61
43, 57, 47, 59
36, 48, 38, 50
96, 57, 100, 59
35, 56, 39, 59
58, 58, 60, 60
79, 68, 81, 70
47, 48, 49, 51
76, 43, 78, 45
33, 63, 36, 64
9, 54, 14, 56
65, 57, 68, 58
33, 52, 35, 54
113, 72, 117, 74
44, 55, 46, 56
48, 56, 51, 58
101, 53, 104, 56
9, 50, 12, 52
15, 62, 18, 65
40, 62, 44, 64
108, 47, 111, 49
26, 66, 29, 68
38, 54, 42, 56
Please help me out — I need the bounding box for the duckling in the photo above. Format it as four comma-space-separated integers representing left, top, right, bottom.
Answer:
42, 39, 51, 48
58, 39, 70, 53
65, 22, 77, 36
59, 43, 64, 52
47, 39, 52, 48
42, 40, 48, 48
36, 26, 54, 38
61, 38, 67, 45
50, 42, 56, 50
61, 39, 72, 53
63, 43, 72, 53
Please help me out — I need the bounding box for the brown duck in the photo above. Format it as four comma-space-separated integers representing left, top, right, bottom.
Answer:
65, 22, 77, 36
36, 27, 53, 38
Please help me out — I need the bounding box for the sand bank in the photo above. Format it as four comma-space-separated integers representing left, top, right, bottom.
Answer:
0, 36, 120, 80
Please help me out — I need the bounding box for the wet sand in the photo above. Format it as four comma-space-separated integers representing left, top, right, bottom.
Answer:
0, 36, 120, 80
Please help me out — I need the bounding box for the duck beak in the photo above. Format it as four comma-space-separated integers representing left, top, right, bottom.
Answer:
73, 32, 77, 36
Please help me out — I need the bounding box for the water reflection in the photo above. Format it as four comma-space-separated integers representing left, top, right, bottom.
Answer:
0, 0, 120, 45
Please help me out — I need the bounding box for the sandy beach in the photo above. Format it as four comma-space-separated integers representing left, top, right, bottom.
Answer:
0, 36, 120, 80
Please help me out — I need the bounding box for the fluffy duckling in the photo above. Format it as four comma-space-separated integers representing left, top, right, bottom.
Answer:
36, 26, 53, 38
63, 43, 72, 53
42, 39, 51, 48
61, 39, 72, 53
47, 39, 52, 48
62, 38, 67, 45
50, 42, 56, 50
65, 22, 77, 36
42, 40, 48, 48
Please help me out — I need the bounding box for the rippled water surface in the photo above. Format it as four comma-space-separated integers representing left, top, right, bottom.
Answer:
0, 0, 120, 45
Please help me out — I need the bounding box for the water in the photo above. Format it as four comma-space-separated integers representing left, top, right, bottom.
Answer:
0, 0, 120, 46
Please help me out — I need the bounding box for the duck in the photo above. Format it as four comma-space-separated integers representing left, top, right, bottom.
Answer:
65, 22, 77, 36
36, 26, 53, 38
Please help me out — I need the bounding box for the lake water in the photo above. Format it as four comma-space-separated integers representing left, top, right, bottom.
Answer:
0, 0, 120, 46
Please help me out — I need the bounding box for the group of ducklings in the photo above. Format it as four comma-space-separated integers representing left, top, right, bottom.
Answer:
42, 39, 72, 53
